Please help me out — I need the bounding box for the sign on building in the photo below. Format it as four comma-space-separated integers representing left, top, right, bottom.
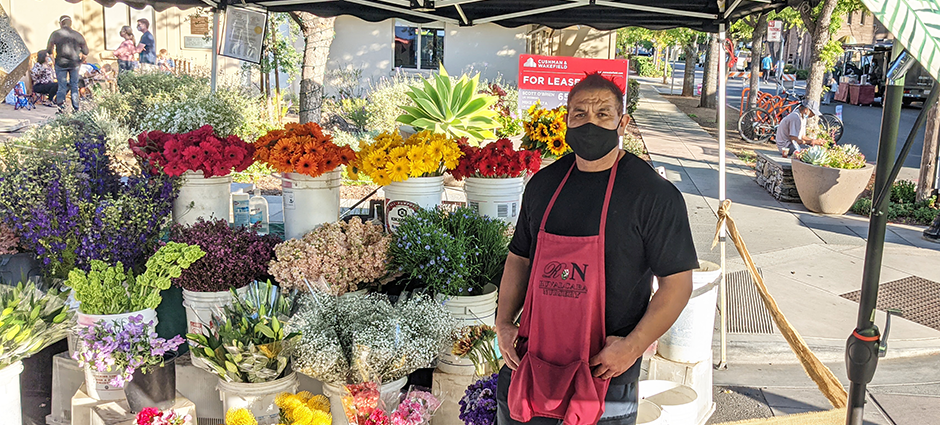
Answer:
517, 54, 630, 115
191, 16, 210, 35
767, 21, 783, 43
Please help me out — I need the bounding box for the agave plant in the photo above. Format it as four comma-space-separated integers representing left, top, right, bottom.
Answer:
798, 145, 830, 167
396, 67, 501, 143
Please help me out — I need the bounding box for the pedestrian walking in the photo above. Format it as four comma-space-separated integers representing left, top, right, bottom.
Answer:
761, 55, 774, 83
495, 73, 698, 425
113, 26, 139, 73
136, 19, 156, 66
46, 15, 88, 112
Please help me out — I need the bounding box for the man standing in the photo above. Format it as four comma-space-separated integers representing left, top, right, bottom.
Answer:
761, 55, 774, 83
775, 99, 825, 158
136, 19, 156, 66
46, 15, 88, 112
496, 73, 698, 425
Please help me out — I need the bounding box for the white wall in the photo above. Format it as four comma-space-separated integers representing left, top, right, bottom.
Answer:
324, 16, 527, 96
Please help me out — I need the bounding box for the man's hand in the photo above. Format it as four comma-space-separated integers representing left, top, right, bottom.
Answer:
588, 336, 643, 380
496, 322, 521, 370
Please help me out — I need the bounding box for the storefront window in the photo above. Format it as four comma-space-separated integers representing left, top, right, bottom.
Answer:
394, 22, 444, 70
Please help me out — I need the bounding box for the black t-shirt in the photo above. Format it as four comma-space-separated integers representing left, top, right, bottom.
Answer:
509, 153, 699, 381
47, 28, 89, 69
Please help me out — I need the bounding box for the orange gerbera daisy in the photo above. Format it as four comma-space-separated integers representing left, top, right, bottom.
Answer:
296, 154, 320, 176
321, 152, 339, 172
255, 146, 270, 162
337, 146, 355, 164
273, 138, 294, 158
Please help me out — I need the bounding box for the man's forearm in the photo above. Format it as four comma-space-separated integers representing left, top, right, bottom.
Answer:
496, 252, 530, 328
621, 271, 693, 357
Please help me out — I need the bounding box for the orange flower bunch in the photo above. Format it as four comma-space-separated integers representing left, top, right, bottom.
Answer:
254, 122, 356, 178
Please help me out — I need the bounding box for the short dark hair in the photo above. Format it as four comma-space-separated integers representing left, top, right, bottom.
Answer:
567, 72, 625, 113
37, 50, 48, 64
137, 18, 150, 29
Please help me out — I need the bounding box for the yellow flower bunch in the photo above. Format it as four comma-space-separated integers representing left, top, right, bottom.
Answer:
225, 408, 258, 425
275, 391, 332, 425
521, 102, 571, 159
349, 130, 463, 185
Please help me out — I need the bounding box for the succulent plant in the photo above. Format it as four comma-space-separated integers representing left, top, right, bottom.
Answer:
396, 67, 501, 143
799, 146, 830, 166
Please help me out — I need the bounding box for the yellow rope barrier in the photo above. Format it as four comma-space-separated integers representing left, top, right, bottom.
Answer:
713, 199, 848, 409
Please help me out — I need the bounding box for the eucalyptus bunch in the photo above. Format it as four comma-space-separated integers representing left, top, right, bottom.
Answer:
389, 207, 511, 297
187, 280, 300, 383
0, 282, 73, 368
66, 242, 206, 315
397, 68, 501, 143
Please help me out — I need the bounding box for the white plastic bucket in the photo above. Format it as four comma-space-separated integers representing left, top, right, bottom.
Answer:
639, 380, 699, 425
217, 372, 299, 425
173, 171, 232, 226
464, 177, 524, 226
282, 171, 341, 241
0, 362, 24, 425
657, 260, 721, 363
637, 399, 664, 425
322, 377, 408, 425
435, 284, 498, 375
76, 309, 158, 400
384, 176, 444, 233
182, 287, 249, 369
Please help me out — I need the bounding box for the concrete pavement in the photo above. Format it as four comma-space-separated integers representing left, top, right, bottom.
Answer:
633, 82, 940, 424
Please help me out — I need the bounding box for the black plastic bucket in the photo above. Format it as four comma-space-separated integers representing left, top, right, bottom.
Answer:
123, 352, 177, 412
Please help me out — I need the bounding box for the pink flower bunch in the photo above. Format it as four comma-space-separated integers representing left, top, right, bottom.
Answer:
0, 223, 19, 255
136, 407, 191, 425
268, 217, 391, 295
129, 125, 255, 178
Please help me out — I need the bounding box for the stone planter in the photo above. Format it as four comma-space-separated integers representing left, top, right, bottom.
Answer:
791, 160, 874, 215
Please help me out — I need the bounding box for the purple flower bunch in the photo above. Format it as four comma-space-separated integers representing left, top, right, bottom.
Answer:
458, 373, 498, 425
169, 219, 280, 292
73, 314, 185, 388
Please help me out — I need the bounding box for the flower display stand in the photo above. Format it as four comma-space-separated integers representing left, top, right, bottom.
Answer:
430, 369, 479, 425
48, 353, 84, 425
71, 384, 195, 425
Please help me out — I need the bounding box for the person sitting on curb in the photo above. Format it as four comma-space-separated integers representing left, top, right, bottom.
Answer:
775, 99, 825, 158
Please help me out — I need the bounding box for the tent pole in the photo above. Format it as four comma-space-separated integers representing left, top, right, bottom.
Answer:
845, 43, 904, 425
211, 9, 220, 93
717, 23, 728, 370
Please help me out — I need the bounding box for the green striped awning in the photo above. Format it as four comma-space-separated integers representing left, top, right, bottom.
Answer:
863, 0, 940, 81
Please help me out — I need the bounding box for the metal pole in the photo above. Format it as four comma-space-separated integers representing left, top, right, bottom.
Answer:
210, 9, 221, 93
845, 44, 904, 425
671, 48, 676, 95
777, 37, 784, 96
717, 23, 728, 370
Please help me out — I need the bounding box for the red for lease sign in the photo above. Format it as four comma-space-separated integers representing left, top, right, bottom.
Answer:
517, 54, 630, 114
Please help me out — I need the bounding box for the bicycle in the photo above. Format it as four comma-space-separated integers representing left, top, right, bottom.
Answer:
738, 88, 844, 144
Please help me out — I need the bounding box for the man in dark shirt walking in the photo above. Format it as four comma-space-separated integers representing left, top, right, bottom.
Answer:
46, 15, 89, 112
136, 19, 156, 66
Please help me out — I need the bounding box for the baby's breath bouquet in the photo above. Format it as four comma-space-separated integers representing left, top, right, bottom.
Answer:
287, 292, 457, 385
268, 217, 392, 296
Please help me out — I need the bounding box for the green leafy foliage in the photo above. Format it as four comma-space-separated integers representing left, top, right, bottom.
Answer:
891, 180, 917, 204
397, 68, 501, 143
0, 282, 73, 368
67, 242, 205, 315
851, 180, 940, 225
627, 79, 641, 115
187, 280, 299, 383
631, 56, 671, 78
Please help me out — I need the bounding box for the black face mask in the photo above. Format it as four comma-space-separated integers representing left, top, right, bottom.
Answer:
565, 122, 620, 161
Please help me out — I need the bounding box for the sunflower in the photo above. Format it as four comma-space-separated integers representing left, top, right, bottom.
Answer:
548, 137, 569, 157
549, 119, 566, 135
388, 158, 411, 182
296, 154, 320, 176
224, 408, 257, 425
534, 123, 552, 143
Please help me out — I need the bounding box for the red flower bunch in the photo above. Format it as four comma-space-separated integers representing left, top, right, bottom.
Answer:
129, 125, 255, 178
449, 138, 541, 180
136, 408, 160, 425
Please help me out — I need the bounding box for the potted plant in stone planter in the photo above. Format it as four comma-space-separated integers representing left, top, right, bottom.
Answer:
169, 219, 280, 368
0, 282, 74, 425
73, 314, 185, 411
792, 144, 874, 214
389, 206, 510, 375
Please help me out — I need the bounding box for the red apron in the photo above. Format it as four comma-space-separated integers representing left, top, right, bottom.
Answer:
508, 158, 618, 425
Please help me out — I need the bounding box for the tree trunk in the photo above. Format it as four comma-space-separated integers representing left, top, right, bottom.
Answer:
700, 34, 719, 109
918, 100, 940, 202
662, 47, 670, 84
803, 0, 839, 127
681, 42, 697, 97
748, 13, 769, 109
289, 12, 335, 124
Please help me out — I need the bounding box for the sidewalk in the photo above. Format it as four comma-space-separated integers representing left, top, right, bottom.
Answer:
633, 82, 940, 424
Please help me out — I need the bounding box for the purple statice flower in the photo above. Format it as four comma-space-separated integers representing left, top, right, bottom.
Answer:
458, 373, 498, 425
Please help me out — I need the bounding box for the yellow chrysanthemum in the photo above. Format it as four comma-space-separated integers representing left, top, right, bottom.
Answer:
275, 392, 293, 409
307, 394, 331, 413
295, 391, 314, 402
388, 146, 409, 162
310, 409, 332, 425
388, 158, 411, 182
288, 405, 314, 425
373, 168, 392, 186
225, 408, 258, 425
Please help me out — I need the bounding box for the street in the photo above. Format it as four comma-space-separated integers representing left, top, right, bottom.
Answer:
660, 62, 928, 172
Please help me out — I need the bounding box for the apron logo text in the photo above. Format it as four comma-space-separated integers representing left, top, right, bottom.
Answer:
538, 280, 588, 299
542, 261, 588, 281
